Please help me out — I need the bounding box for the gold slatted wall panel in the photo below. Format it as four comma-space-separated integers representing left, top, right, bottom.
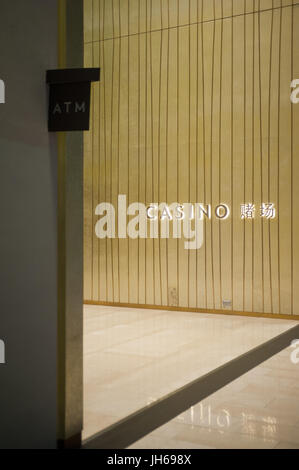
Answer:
83, 0, 299, 316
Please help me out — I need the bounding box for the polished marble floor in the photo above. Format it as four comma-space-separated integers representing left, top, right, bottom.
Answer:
129, 345, 299, 449
83, 304, 297, 441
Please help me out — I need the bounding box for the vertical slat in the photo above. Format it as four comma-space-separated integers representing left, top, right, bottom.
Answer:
139, 0, 147, 34
129, 0, 140, 36
260, 9, 274, 314
252, 10, 263, 313
279, 6, 292, 315
188, 23, 198, 308
84, 0, 93, 44
232, 14, 245, 311
211, 1, 220, 310
168, 0, 179, 28
138, 32, 147, 304
222, 0, 233, 18
104, 39, 114, 302
219, 17, 232, 310
159, 29, 169, 306
97, 40, 105, 300
83, 42, 93, 301
93, 41, 100, 300
145, 28, 155, 305
178, 0, 189, 25
202, 0, 215, 21
269, 8, 281, 314
151, 30, 162, 305
293, 4, 299, 315
113, 0, 121, 39
120, 0, 129, 37
203, 19, 215, 310
213, 14, 223, 310
161, 0, 170, 28
103, 0, 115, 40
261, 0, 275, 10
233, 0, 245, 16
214, 0, 223, 19
118, 36, 129, 302
245, 0, 255, 15
111, 38, 121, 302
167, 27, 178, 306
128, 33, 139, 303
244, 11, 254, 312
93, 0, 100, 42
196, 16, 207, 309
178, 25, 189, 308
150, 0, 163, 31
99, 0, 104, 41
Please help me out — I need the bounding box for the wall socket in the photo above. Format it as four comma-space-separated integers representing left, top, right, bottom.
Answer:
222, 300, 232, 308
169, 288, 178, 306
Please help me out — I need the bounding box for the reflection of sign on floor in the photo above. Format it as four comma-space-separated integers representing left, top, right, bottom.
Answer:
47, 68, 100, 132
0, 79, 5, 104
0, 340, 5, 364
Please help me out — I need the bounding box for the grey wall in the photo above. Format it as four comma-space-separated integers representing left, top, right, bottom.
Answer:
0, 0, 58, 448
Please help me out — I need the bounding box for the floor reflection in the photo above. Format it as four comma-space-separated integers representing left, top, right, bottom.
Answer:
83, 304, 297, 444
129, 346, 299, 449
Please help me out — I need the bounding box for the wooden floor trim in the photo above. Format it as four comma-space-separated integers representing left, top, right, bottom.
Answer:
84, 300, 299, 322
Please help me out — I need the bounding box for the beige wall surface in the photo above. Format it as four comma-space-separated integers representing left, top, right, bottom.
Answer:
83, 0, 299, 317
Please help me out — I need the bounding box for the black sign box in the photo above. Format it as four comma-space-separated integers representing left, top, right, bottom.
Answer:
46, 68, 100, 132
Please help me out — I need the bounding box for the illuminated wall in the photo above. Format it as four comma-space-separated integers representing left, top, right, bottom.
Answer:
83, 0, 299, 317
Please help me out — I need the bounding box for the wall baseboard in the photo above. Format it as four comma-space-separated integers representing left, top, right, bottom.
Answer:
84, 300, 299, 322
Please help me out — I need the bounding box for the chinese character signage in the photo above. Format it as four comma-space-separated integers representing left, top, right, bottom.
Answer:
241, 203, 276, 220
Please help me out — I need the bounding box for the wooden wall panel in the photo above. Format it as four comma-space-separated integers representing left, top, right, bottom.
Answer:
84, 0, 299, 317
83, 42, 93, 301
167, 27, 179, 307
219, 17, 232, 310
84, 0, 297, 41
293, 4, 299, 315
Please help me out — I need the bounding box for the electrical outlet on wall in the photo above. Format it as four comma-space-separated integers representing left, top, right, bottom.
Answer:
169, 288, 178, 306
222, 300, 232, 309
